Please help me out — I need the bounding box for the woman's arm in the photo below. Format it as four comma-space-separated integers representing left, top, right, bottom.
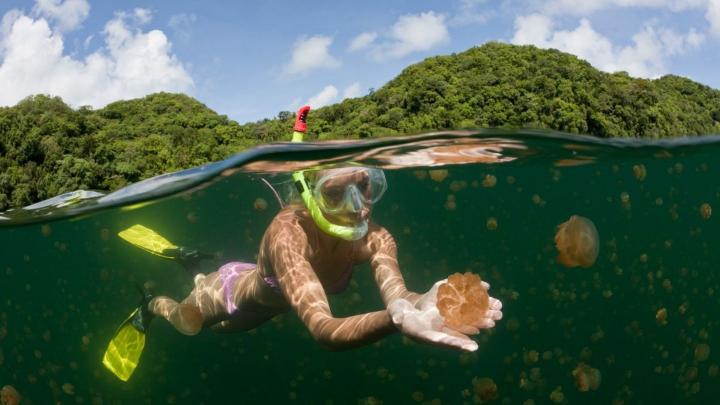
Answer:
364, 226, 484, 351
364, 225, 422, 307
268, 221, 397, 351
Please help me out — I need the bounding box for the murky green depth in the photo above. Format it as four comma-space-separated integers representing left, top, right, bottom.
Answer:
1, 134, 719, 404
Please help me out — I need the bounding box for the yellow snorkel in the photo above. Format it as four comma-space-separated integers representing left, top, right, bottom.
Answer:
291, 106, 368, 241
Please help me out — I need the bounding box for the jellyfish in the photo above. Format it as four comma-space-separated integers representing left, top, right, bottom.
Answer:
61, 383, 75, 395
253, 198, 268, 211
472, 377, 497, 402
695, 344, 710, 362
429, 169, 448, 182
437, 272, 489, 331
445, 195, 457, 211
450, 180, 467, 192
700, 203, 712, 220
554, 215, 599, 268
523, 350, 539, 365
41, 224, 52, 237
482, 175, 497, 188
655, 308, 668, 326
0, 385, 21, 405
709, 364, 718, 377
573, 364, 601, 392
632, 164, 647, 181
549, 386, 565, 403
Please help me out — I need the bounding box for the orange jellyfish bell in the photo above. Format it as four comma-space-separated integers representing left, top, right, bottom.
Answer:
437, 272, 489, 331
554, 215, 599, 268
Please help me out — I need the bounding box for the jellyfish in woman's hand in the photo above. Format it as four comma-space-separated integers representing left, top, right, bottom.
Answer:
554, 215, 599, 268
437, 272, 489, 331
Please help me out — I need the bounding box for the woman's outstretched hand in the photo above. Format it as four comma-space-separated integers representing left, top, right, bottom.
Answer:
387, 279, 503, 352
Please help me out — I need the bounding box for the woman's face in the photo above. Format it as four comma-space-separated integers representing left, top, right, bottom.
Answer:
314, 168, 376, 224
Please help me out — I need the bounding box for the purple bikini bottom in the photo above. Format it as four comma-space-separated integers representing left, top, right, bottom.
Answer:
217, 260, 354, 315
217, 261, 281, 314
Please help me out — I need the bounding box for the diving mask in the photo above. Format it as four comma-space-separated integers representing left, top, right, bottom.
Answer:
311, 167, 387, 216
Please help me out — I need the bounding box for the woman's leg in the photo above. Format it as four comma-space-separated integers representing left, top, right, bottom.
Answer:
148, 296, 203, 336
149, 265, 282, 335
147, 273, 223, 336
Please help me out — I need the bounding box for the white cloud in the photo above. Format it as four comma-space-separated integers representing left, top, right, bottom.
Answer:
370, 11, 450, 60
459, 0, 489, 9
450, 0, 491, 26
168, 13, 197, 41
342, 82, 362, 99
298, 82, 361, 111
168, 13, 197, 29
33, 0, 89, 32
348, 32, 377, 52
542, 0, 707, 15
708, 0, 720, 37
511, 14, 556, 46
538, 0, 720, 42
687, 27, 706, 45
512, 14, 704, 78
83, 33, 93, 48
0, 9, 193, 108
133, 8, 152, 25
169, 13, 196, 28
306, 85, 338, 108
283, 35, 341, 76
1, 9, 23, 42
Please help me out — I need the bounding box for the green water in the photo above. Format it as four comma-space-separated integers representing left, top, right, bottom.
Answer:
1, 131, 719, 404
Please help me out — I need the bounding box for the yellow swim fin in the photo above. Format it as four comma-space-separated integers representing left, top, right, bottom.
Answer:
117, 225, 213, 268
103, 288, 154, 382
118, 224, 179, 259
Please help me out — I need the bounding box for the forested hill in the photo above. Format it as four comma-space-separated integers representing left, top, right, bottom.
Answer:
0, 93, 251, 210
294, 42, 720, 140
1, 42, 720, 210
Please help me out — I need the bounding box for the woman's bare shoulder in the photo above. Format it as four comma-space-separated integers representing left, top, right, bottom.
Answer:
268, 205, 307, 228
263, 205, 313, 247
259, 205, 315, 271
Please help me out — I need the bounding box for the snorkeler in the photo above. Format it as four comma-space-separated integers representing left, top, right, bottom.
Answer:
103, 106, 503, 381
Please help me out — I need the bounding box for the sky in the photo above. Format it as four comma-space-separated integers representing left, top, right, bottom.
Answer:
1, 0, 719, 124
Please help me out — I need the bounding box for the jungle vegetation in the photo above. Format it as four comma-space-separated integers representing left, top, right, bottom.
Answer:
1, 42, 719, 210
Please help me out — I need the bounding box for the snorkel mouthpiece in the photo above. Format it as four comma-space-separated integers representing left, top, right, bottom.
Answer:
292, 105, 310, 142
293, 105, 310, 133
290, 106, 369, 241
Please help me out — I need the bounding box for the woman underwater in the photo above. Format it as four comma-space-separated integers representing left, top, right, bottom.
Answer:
102, 107, 503, 382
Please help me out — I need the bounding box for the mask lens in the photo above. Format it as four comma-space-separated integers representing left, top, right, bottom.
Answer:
313, 167, 387, 214
320, 184, 347, 211
365, 169, 387, 203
